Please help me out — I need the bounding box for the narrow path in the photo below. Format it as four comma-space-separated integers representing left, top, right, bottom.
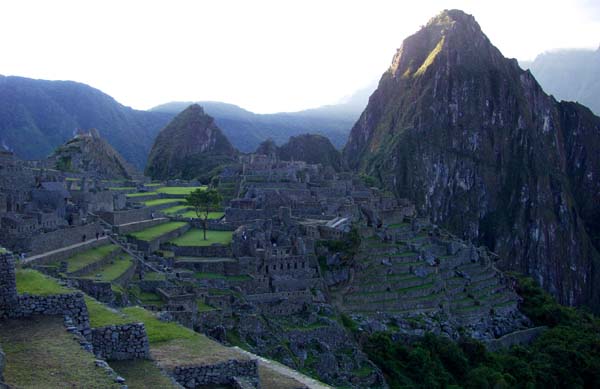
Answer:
23, 236, 108, 264
232, 347, 333, 389
115, 217, 168, 228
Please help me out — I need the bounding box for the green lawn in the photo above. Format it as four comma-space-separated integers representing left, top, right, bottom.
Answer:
0, 317, 120, 388
122, 307, 196, 344
85, 296, 131, 327
156, 186, 206, 195
126, 191, 158, 198
109, 186, 136, 191
143, 198, 183, 207
60, 244, 120, 273
179, 210, 224, 219
128, 221, 187, 241
161, 205, 190, 215
79, 254, 134, 282
169, 229, 232, 246
144, 183, 163, 187
16, 268, 71, 295
197, 300, 215, 312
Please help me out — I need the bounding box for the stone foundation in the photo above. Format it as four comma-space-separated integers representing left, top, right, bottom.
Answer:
0, 254, 17, 316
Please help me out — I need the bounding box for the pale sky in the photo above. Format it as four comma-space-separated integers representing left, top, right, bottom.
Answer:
1, 0, 599, 113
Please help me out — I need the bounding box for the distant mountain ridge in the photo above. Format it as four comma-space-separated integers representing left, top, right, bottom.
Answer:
0, 75, 368, 168
150, 86, 371, 151
0, 75, 172, 169
521, 47, 600, 115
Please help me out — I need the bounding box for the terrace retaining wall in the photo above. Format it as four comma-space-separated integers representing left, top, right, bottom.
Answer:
28, 237, 109, 266
98, 208, 152, 226
11, 293, 91, 338
172, 359, 259, 388
29, 222, 104, 255
131, 223, 191, 253
91, 323, 150, 360
114, 218, 169, 235
164, 244, 232, 258
66, 246, 121, 277
485, 326, 547, 352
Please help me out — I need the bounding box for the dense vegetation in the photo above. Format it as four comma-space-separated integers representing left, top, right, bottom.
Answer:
361, 276, 600, 388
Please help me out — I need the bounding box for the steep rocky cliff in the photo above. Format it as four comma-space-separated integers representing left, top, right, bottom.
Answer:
48, 129, 139, 180
145, 104, 237, 180
343, 10, 600, 309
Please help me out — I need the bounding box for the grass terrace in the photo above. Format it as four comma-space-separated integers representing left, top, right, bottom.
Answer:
128, 221, 187, 241
78, 254, 134, 282
179, 210, 224, 219
126, 191, 158, 198
59, 244, 120, 273
156, 186, 207, 195
0, 317, 120, 388
16, 268, 70, 295
169, 229, 232, 246
109, 186, 136, 191
161, 205, 190, 215
143, 198, 183, 207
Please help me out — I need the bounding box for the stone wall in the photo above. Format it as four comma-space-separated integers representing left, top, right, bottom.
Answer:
172, 359, 259, 388
485, 326, 547, 352
114, 218, 168, 235
98, 208, 152, 226
165, 244, 232, 258
91, 323, 150, 360
132, 224, 190, 253
29, 222, 104, 255
69, 279, 114, 304
66, 246, 121, 277
0, 343, 5, 386
29, 237, 109, 266
0, 254, 17, 316
12, 293, 91, 337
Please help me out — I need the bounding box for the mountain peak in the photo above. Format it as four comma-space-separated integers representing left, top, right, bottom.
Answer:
389, 9, 495, 79
145, 104, 237, 180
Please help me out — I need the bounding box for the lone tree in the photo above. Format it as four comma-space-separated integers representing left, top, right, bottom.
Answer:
185, 188, 222, 241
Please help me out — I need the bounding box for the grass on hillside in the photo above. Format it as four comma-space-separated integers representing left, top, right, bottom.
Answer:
16, 268, 71, 295
79, 254, 133, 282
143, 198, 183, 207
179, 210, 224, 220
122, 307, 196, 344
0, 317, 120, 388
161, 205, 190, 215
156, 186, 207, 195
60, 244, 120, 273
109, 187, 136, 191
128, 221, 187, 241
126, 191, 158, 198
197, 300, 215, 312
110, 360, 179, 389
85, 296, 132, 327
169, 229, 232, 246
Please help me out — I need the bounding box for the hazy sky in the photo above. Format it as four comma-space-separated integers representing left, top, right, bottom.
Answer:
2, 0, 599, 113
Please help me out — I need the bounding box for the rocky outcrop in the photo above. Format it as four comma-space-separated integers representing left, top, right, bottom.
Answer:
277, 134, 343, 171
343, 10, 600, 309
48, 129, 139, 179
145, 104, 237, 180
